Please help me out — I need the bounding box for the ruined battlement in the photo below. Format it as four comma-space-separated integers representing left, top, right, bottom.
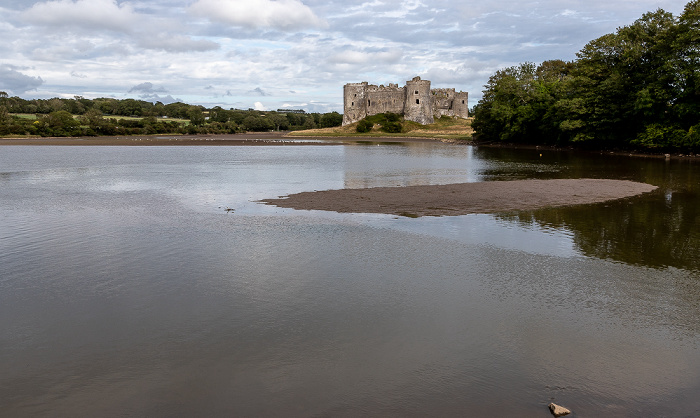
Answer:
342, 76, 468, 126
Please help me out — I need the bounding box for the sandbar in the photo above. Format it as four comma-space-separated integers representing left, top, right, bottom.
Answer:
260, 178, 658, 217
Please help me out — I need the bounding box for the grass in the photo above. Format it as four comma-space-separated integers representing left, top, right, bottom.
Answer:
103, 115, 190, 123
11, 113, 39, 120
287, 116, 474, 141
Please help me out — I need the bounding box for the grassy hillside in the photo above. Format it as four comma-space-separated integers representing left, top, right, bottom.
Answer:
287, 116, 473, 141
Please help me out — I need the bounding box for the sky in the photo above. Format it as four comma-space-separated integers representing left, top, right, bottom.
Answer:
0, 0, 690, 113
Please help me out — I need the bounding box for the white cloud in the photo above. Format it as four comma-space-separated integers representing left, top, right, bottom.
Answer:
137, 35, 220, 53
21, 0, 139, 32
190, 0, 327, 30
329, 49, 402, 65
254, 101, 266, 110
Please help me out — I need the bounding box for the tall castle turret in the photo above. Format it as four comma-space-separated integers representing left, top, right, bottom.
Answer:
342, 82, 368, 126
403, 76, 433, 125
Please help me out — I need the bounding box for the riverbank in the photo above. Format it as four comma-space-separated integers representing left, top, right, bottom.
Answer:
260, 178, 658, 217
0, 132, 340, 146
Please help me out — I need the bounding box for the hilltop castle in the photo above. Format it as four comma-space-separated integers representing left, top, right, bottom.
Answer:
342, 76, 468, 126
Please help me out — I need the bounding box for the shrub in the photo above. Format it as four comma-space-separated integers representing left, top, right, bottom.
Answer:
381, 121, 402, 133
356, 119, 373, 133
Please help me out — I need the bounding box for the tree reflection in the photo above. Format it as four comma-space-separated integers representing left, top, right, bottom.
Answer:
473, 147, 700, 271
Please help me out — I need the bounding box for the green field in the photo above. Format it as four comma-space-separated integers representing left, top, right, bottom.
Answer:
11, 114, 39, 120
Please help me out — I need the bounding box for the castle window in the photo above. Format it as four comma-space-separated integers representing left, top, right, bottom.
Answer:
416, 99, 420, 104
414, 90, 418, 94
354, 94, 357, 97
368, 99, 371, 106
351, 102, 354, 106
462, 100, 465, 104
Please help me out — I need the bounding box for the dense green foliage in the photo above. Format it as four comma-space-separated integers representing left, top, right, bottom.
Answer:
355, 113, 404, 133
0, 94, 342, 137
472, 0, 700, 151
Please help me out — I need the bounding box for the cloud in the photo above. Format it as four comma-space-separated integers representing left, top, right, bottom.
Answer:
254, 101, 266, 110
248, 87, 268, 96
329, 49, 402, 65
190, 0, 327, 31
70, 71, 87, 78
0, 65, 44, 94
138, 94, 180, 104
21, 0, 139, 32
137, 34, 220, 53
129, 82, 168, 94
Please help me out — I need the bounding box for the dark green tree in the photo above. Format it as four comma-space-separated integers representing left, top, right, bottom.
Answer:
319, 111, 343, 128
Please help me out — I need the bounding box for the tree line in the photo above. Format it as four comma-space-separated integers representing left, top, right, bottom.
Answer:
472, 0, 700, 151
0, 93, 342, 137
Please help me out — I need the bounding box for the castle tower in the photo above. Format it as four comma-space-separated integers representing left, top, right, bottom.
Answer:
403, 76, 433, 125
453, 91, 469, 118
342, 82, 368, 125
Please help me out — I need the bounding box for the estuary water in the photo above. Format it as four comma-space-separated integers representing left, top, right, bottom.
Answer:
1, 142, 699, 417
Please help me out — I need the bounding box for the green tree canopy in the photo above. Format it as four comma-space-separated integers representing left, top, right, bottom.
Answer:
473, 0, 700, 151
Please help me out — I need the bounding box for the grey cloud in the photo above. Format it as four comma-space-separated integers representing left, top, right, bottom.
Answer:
138, 94, 181, 104
129, 82, 168, 94
0, 65, 44, 94
247, 87, 268, 96
70, 71, 88, 78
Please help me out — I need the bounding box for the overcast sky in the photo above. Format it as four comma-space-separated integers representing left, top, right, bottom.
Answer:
0, 0, 690, 112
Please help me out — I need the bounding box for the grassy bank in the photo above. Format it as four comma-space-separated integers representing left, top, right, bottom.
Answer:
287, 116, 473, 141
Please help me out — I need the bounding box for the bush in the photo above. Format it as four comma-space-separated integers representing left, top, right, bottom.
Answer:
356, 119, 373, 133
381, 121, 402, 133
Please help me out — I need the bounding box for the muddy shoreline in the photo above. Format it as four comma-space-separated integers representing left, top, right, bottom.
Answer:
1, 133, 697, 160
0, 133, 336, 146
0, 132, 441, 146
261, 179, 658, 217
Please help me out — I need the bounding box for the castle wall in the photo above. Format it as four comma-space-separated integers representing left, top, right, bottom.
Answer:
431, 88, 456, 119
366, 84, 405, 117
342, 76, 468, 126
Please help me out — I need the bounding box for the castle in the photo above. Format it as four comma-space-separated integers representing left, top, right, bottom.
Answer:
342, 76, 468, 126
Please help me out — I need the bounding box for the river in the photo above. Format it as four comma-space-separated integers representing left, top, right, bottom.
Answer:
1, 142, 698, 417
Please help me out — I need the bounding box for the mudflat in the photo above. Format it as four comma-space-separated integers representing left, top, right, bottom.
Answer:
261, 178, 658, 217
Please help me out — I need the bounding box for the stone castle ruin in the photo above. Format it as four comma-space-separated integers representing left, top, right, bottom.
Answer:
342, 76, 468, 126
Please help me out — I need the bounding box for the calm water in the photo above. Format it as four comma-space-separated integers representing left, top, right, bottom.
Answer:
1, 142, 699, 417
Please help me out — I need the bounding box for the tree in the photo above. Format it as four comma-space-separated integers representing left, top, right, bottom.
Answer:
241, 115, 273, 131
267, 112, 289, 130
302, 115, 317, 129
473, 1, 700, 150
79, 108, 104, 130
188, 107, 206, 126
319, 111, 343, 128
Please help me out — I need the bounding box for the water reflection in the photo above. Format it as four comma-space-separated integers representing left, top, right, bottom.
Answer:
472, 147, 700, 271
342, 142, 482, 188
